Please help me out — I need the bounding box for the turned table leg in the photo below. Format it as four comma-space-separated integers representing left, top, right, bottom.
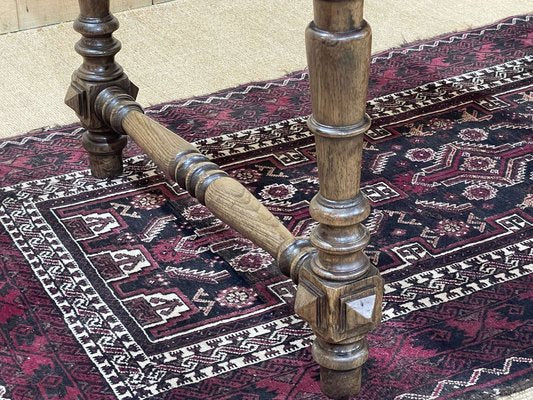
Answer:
65, 0, 138, 178
294, 1, 383, 398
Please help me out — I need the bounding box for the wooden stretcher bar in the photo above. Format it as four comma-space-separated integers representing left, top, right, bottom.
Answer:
65, 1, 383, 398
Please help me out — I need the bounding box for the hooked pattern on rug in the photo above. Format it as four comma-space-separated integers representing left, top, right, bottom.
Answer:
0, 15, 531, 400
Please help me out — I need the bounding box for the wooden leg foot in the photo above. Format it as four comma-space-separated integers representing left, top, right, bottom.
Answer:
82, 131, 127, 179
320, 366, 361, 400
313, 338, 367, 398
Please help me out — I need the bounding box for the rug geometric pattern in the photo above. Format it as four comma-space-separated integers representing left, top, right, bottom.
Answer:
0, 15, 531, 400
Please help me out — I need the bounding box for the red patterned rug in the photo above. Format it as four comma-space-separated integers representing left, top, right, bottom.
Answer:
0, 15, 531, 400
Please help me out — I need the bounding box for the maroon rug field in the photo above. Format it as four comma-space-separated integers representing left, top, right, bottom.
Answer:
0, 15, 531, 400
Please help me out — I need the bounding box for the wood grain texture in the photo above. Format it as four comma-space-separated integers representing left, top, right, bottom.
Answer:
306, 12, 371, 126
122, 111, 295, 260
314, 135, 364, 200
0, 0, 18, 34
123, 110, 196, 174
205, 177, 294, 257
15, 0, 151, 30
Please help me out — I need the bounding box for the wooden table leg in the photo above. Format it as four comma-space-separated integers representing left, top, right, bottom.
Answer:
65, 0, 138, 178
294, 1, 383, 398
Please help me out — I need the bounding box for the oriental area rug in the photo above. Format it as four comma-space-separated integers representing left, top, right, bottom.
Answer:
0, 15, 531, 400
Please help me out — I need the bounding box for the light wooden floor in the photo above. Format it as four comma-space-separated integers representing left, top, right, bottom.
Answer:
0, 0, 532, 138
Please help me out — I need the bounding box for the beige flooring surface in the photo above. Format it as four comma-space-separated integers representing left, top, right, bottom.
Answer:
0, 0, 532, 138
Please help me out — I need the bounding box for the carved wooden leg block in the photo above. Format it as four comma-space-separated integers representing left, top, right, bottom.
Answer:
296, 266, 382, 399
296, 266, 383, 344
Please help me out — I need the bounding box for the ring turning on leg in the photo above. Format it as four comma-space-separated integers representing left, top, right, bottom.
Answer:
294, 1, 384, 398
65, 0, 138, 178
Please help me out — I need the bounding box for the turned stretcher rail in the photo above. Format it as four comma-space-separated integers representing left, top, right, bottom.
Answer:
66, 1, 381, 397
126, 110, 292, 257
95, 87, 313, 282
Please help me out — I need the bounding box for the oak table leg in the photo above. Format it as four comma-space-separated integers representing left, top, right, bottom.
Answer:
294, 1, 383, 398
65, 0, 138, 178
